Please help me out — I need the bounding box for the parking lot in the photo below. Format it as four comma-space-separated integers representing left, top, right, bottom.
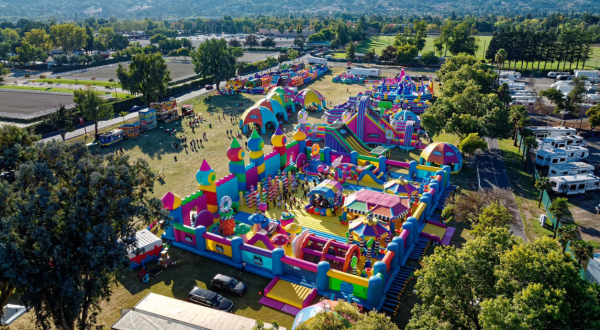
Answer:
0, 91, 75, 117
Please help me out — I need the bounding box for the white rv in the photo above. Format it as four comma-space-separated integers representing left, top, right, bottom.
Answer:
525, 126, 577, 139
499, 78, 525, 90
307, 57, 327, 65
495, 70, 521, 80
534, 149, 568, 167
550, 174, 600, 195
533, 135, 585, 152
548, 162, 595, 177
349, 67, 381, 77
547, 71, 570, 78
559, 146, 589, 161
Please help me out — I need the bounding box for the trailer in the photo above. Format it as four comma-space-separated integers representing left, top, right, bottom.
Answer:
525, 126, 577, 139
549, 162, 595, 177
350, 67, 381, 77
534, 149, 568, 167
574, 70, 600, 79
533, 135, 585, 152
550, 174, 600, 195
307, 56, 327, 65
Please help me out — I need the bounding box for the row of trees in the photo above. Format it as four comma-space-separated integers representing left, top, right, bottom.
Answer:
486, 26, 595, 70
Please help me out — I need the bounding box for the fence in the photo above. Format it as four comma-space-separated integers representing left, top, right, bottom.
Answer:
50, 62, 131, 79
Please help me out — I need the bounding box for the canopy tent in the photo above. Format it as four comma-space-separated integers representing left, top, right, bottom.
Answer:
348, 217, 391, 241
343, 189, 410, 222
239, 106, 279, 134
254, 98, 288, 121
307, 179, 344, 206
294, 89, 327, 111
419, 142, 463, 173
384, 179, 418, 196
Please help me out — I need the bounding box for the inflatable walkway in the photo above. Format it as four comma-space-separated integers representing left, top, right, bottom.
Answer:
325, 122, 373, 157
264, 277, 318, 309
357, 163, 386, 185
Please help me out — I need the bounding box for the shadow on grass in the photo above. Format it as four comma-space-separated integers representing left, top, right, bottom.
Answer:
497, 148, 537, 199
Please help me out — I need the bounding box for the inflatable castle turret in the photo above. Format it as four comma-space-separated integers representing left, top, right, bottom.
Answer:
197, 159, 218, 213
248, 130, 265, 181
271, 127, 287, 168
227, 138, 247, 192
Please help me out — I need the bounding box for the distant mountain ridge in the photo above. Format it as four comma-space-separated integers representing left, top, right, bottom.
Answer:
1, 0, 598, 20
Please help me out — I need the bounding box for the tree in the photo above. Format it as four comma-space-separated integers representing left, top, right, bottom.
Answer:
251, 320, 279, 330
557, 224, 578, 253
346, 42, 356, 62
50, 24, 88, 55
293, 34, 306, 50
379, 45, 396, 63
287, 49, 299, 63
73, 87, 114, 137
422, 86, 511, 140
0, 141, 168, 330
421, 51, 438, 65
497, 83, 512, 106
43, 104, 76, 141
471, 202, 513, 237
408, 228, 600, 330
276, 54, 287, 65
177, 48, 191, 60
534, 176, 551, 208
396, 44, 418, 65
117, 53, 171, 104
508, 105, 530, 143
441, 187, 517, 226
522, 135, 538, 162
495, 48, 507, 69
235, 61, 246, 75
261, 37, 276, 48
0, 63, 9, 82
457, 133, 488, 156
447, 22, 478, 55
0, 124, 40, 172
108, 78, 118, 98
297, 300, 399, 330
363, 48, 375, 65
150, 33, 167, 44
84, 26, 94, 53
181, 38, 192, 49
549, 197, 572, 239
540, 87, 566, 113
228, 38, 241, 48
191, 38, 236, 92
25, 28, 51, 52
244, 34, 259, 48
16, 41, 39, 66
571, 240, 594, 265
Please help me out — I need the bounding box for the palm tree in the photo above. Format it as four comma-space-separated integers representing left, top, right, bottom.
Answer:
509, 105, 530, 145
522, 136, 538, 163
549, 197, 572, 239
571, 239, 594, 265
236, 62, 247, 76
534, 177, 551, 208
556, 224, 578, 253
495, 48, 507, 69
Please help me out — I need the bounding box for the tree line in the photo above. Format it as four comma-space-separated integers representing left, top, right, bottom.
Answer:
486, 26, 595, 70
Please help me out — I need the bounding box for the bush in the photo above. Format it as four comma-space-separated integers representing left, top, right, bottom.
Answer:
421, 51, 439, 65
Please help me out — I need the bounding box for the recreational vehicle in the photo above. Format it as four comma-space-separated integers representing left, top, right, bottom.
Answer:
548, 162, 595, 177
534, 149, 568, 167
547, 72, 570, 78
499, 78, 525, 90
559, 146, 590, 161
533, 135, 585, 151
525, 126, 577, 139
550, 174, 600, 195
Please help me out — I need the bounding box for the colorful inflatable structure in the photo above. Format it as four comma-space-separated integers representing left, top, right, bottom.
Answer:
150, 97, 180, 123
160, 112, 457, 315
419, 142, 463, 173
333, 73, 365, 84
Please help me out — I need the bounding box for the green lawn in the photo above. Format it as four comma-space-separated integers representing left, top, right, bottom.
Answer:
34, 78, 121, 88
0, 85, 129, 99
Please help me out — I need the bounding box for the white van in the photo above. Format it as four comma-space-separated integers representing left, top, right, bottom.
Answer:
550, 174, 600, 195
548, 162, 595, 177
547, 72, 570, 78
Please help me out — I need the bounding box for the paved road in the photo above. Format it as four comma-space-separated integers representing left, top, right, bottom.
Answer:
478, 138, 527, 241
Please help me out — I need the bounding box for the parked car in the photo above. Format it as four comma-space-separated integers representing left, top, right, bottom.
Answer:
187, 287, 233, 312
205, 84, 214, 90
129, 105, 141, 112
211, 274, 247, 297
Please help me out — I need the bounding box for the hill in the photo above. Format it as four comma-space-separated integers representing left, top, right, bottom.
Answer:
1, 0, 599, 20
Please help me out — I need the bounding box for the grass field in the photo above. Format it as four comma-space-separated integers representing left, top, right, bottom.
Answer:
0, 85, 128, 99
34, 78, 121, 88
11, 73, 475, 330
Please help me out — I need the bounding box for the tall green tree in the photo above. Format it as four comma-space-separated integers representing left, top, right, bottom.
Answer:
471, 202, 514, 237
522, 135, 538, 162
0, 124, 40, 172
0, 63, 10, 82
549, 197, 572, 239
297, 300, 399, 330
50, 24, 88, 55
191, 38, 236, 92
508, 105, 530, 143
557, 224, 578, 253
586, 104, 600, 131
534, 176, 551, 208
345, 42, 356, 62
571, 239, 594, 265
73, 87, 114, 136
457, 132, 488, 156
117, 52, 171, 104
447, 22, 478, 55
293, 34, 306, 50
396, 44, 418, 65
43, 104, 76, 141
0, 141, 168, 330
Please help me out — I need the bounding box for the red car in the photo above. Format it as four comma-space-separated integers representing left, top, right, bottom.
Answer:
205, 84, 214, 90
181, 105, 194, 116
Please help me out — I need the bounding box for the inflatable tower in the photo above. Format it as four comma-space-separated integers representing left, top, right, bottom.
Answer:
248, 130, 266, 181
271, 126, 287, 168
196, 159, 218, 213
227, 138, 246, 192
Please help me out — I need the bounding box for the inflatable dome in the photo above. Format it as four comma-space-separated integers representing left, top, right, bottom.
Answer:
419, 142, 462, 173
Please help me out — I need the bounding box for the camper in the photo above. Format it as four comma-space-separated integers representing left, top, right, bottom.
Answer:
499, 78, 525, 90
550, 174, 600, 195
534, 149, 568, 167
560, 146, 589, 161
549, 162, 595, 177
533, 135, 585, 151
574, 70, 600, 79
547, 72, 570, 78
307, 57, 327, 65
495, 70, 521, 80
525, 126, 577, 139
350, 67, 381, 77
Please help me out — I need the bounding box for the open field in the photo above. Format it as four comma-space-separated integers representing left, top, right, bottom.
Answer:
64, 61, 196, 80
0, 91, 75, 114
0, 85, 127, 99
34, 78, 121, 88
